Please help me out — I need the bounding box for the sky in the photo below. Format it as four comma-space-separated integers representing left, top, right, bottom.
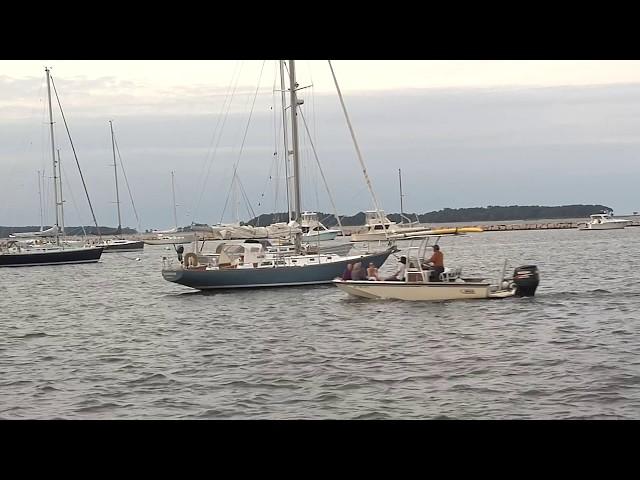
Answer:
1, 60, 639, 229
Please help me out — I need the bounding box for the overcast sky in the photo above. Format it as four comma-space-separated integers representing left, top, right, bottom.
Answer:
1, 60, 639, 229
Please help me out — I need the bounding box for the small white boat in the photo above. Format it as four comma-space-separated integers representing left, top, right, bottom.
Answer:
143, 233, 195, 245
300, 212, 340, 242
350, 210, 428, 242
333, 237, 539, 301
579, 211, 631, 230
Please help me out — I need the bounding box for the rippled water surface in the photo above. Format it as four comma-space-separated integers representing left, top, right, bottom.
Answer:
2, 228, 640, 419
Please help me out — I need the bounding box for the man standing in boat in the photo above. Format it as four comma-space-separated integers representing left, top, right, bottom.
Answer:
424, 245, 444, 281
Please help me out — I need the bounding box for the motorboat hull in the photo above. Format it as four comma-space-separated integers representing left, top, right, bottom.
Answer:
350, 232, 389, 242
302, 230, 339, 242
162, 249, 394, 290
579, 222, 628, 230
333, 279, 493, 301
351, 226, 483, 242
0, 246, 103, 267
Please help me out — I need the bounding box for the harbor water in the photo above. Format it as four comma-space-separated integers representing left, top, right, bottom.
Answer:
1, 227, 640, 419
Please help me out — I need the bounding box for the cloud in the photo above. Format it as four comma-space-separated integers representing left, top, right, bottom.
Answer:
1, 80, 640, 228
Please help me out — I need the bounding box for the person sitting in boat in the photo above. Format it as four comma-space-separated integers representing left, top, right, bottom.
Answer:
352, 262, 366, 281
384, 256, 407, 281
341, 263, 353, 280
367, 262, 380, 281
423, 245, 444, 281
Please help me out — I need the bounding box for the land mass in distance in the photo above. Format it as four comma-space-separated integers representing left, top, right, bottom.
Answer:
3, 204, 632, 237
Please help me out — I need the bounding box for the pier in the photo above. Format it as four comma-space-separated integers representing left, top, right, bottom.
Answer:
339, 218, 640, 235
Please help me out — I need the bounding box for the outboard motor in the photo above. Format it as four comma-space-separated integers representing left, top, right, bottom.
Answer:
513, 265, 539, 297
176, 245, 185, 263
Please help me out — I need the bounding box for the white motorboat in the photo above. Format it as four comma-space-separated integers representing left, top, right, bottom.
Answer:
333, 236, 539, 301
579, 211, 631, 230
349, 210, 434, 242
349, 210, 482, 241
300, 212, 340, 242
144, 234, 195, 245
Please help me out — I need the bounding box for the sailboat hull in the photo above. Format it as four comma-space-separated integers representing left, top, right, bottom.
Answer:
101, 240, 145, 252
143, 237, 194, 245
162, 249, 394, 290
0, 246, 103, 267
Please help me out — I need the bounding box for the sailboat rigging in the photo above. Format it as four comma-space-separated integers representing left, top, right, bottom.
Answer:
161, 60, 396, 290
144, 171, 195, 245
98, 121, 145, 252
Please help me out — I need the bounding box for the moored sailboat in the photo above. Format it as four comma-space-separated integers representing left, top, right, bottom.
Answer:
98, 121, 144, 252
162, 60, 396, 290
0, 67, 103, 267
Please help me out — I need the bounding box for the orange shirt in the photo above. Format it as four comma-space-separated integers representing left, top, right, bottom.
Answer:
429, 251, 444, 267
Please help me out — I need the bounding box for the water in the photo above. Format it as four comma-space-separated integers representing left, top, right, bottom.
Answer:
2, 228, 640, 419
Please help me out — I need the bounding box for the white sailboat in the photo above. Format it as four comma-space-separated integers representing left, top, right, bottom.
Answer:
162, 60, 396, 290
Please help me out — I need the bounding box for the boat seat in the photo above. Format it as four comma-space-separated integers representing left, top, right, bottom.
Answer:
440, 267, 462, 282
406, 271, 425, 283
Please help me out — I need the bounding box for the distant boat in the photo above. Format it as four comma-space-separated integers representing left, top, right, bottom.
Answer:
144, 172, 195, 245
349, 210, 432, 242
98, 121, 144, 252
578, 211, 631, 230
300, 212, 340, 242
0, 68, 103, 267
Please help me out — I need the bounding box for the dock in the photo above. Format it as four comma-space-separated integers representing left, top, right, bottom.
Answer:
339, 218, 640, 235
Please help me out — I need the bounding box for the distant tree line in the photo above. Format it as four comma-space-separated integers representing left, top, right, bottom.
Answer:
1, 205, 613, 237
245, 204, 613, 226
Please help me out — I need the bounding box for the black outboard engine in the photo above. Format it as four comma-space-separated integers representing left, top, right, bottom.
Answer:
176, 245, 185, 263
513, 265, 539, 297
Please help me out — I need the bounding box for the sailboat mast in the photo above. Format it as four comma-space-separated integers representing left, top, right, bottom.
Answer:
171, 170, 178, 230
399, 168, 404, 223
46, 68, 61, 245
37, 170, 44, 231
279, 60, 292, 223
232, 171, 240, 224
110, 120, 122, 233
289, 60, 302, 223
57, 149, 65, 236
